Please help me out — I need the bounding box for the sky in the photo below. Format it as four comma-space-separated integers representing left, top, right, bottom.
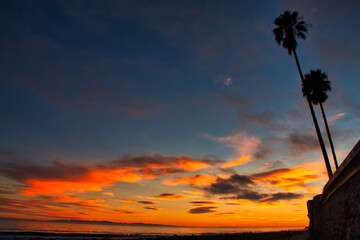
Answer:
0, 0, 360, 228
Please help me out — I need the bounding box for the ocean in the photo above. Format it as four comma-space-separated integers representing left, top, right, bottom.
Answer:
0, 219, 304, 237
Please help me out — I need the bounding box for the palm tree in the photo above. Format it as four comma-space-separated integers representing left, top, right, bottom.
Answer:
303, 69, 339, 170
273, 10, 333, 178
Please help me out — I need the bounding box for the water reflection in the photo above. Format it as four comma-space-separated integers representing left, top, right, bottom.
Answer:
0, 219, 303, 235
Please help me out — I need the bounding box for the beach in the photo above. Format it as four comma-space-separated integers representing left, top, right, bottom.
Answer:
0, 230, 310, 240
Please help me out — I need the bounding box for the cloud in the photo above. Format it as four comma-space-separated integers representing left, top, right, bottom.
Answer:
162, 174, 217, 186
328, 112, 345, 122
0, 194, 107, 217
150, 193, 192, 200
138, 201, 155, 205
189, 201, 218, 206
209, 132, 261, 157
287, 131, 320, 156
239, 110, 287, 132
117, 199, 137, 203
107, 154, 217, 173
102, 192, 114, 197
222, 191, 303, 202
206, 132, 261, 168
112, 210, 145, 215
259, 160, 284, 170
0, 151, 218, 197
144, 206, 160, 211
203, 174, 254, 195
253, 145, 276, 161
188, 206, 217, 214
263, 193, 303, 202
223, 190, 269, 201
0, 183, 22, 195
251, 162, 327, 192
251, 168, 291, 179
215, 75, 232, 86
182, 190, 205, 195
215, 212, 235, 216
200, 162, 324, 203
221, 156, 251, 168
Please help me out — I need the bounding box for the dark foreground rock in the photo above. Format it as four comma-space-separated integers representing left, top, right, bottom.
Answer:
307, 139, 360, 240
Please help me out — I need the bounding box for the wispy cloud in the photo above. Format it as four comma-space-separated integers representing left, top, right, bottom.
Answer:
144, 206, 160, 211
215, 75, 232, 86
188, 206, 217, 214
286, 131, 320, 157
162, 174, 217, 186
149, 193, 193, 201
117, 199, 137, 203
138, 201, 156, 205
189, 201, 218, 206
252, 161, 327, 192
328, 112, 345, 122
209, 132, 261, 156
221, 156, 251, 168
205, 131, 261, 167
102, 192, 114, 197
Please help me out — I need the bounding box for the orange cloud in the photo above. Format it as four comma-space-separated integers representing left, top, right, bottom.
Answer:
252, 161, 327, 192
117, 199, 137, 203
183, 190, 205, 195
174, 158, 211, 171
3, 153, 218, 197
162, 174, 217, 186
328, 112, 345, 122
21, 168, 141, 196
190, 201, 218, 206
103, 192, 114, 197
222, 156, 251, 168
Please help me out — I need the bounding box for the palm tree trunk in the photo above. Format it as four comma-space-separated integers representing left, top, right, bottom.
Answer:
320, 103, 339, 170
293, 50, 333, 178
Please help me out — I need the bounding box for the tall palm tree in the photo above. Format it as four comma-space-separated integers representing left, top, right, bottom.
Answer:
303, 69, 339, 170
273, 10, 333, 178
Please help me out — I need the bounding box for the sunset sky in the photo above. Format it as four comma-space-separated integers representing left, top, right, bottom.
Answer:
1, 0, 360, 228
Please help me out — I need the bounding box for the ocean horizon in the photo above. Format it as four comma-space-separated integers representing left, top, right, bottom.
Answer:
0, 218, 305, 237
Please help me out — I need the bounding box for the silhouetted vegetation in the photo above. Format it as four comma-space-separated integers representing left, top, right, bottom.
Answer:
273, 10, 333, 178
303, 69, 338, 169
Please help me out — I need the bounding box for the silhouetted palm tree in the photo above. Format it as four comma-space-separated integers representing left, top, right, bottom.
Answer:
303, 69, 339, 170
273, 10, 333, 178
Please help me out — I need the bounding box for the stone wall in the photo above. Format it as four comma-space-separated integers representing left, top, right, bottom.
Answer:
307, 139, 360, 240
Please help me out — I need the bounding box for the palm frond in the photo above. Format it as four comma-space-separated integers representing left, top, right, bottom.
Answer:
273, 10, 310, 54
304, 69, 332, 104
297, 32, 307, 40
273, 28, 283, 45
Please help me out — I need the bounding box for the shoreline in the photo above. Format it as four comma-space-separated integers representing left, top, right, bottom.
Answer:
0, 230, 310, 240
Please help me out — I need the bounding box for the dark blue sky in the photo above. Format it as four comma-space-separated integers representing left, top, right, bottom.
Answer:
1, 0, 359, 160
